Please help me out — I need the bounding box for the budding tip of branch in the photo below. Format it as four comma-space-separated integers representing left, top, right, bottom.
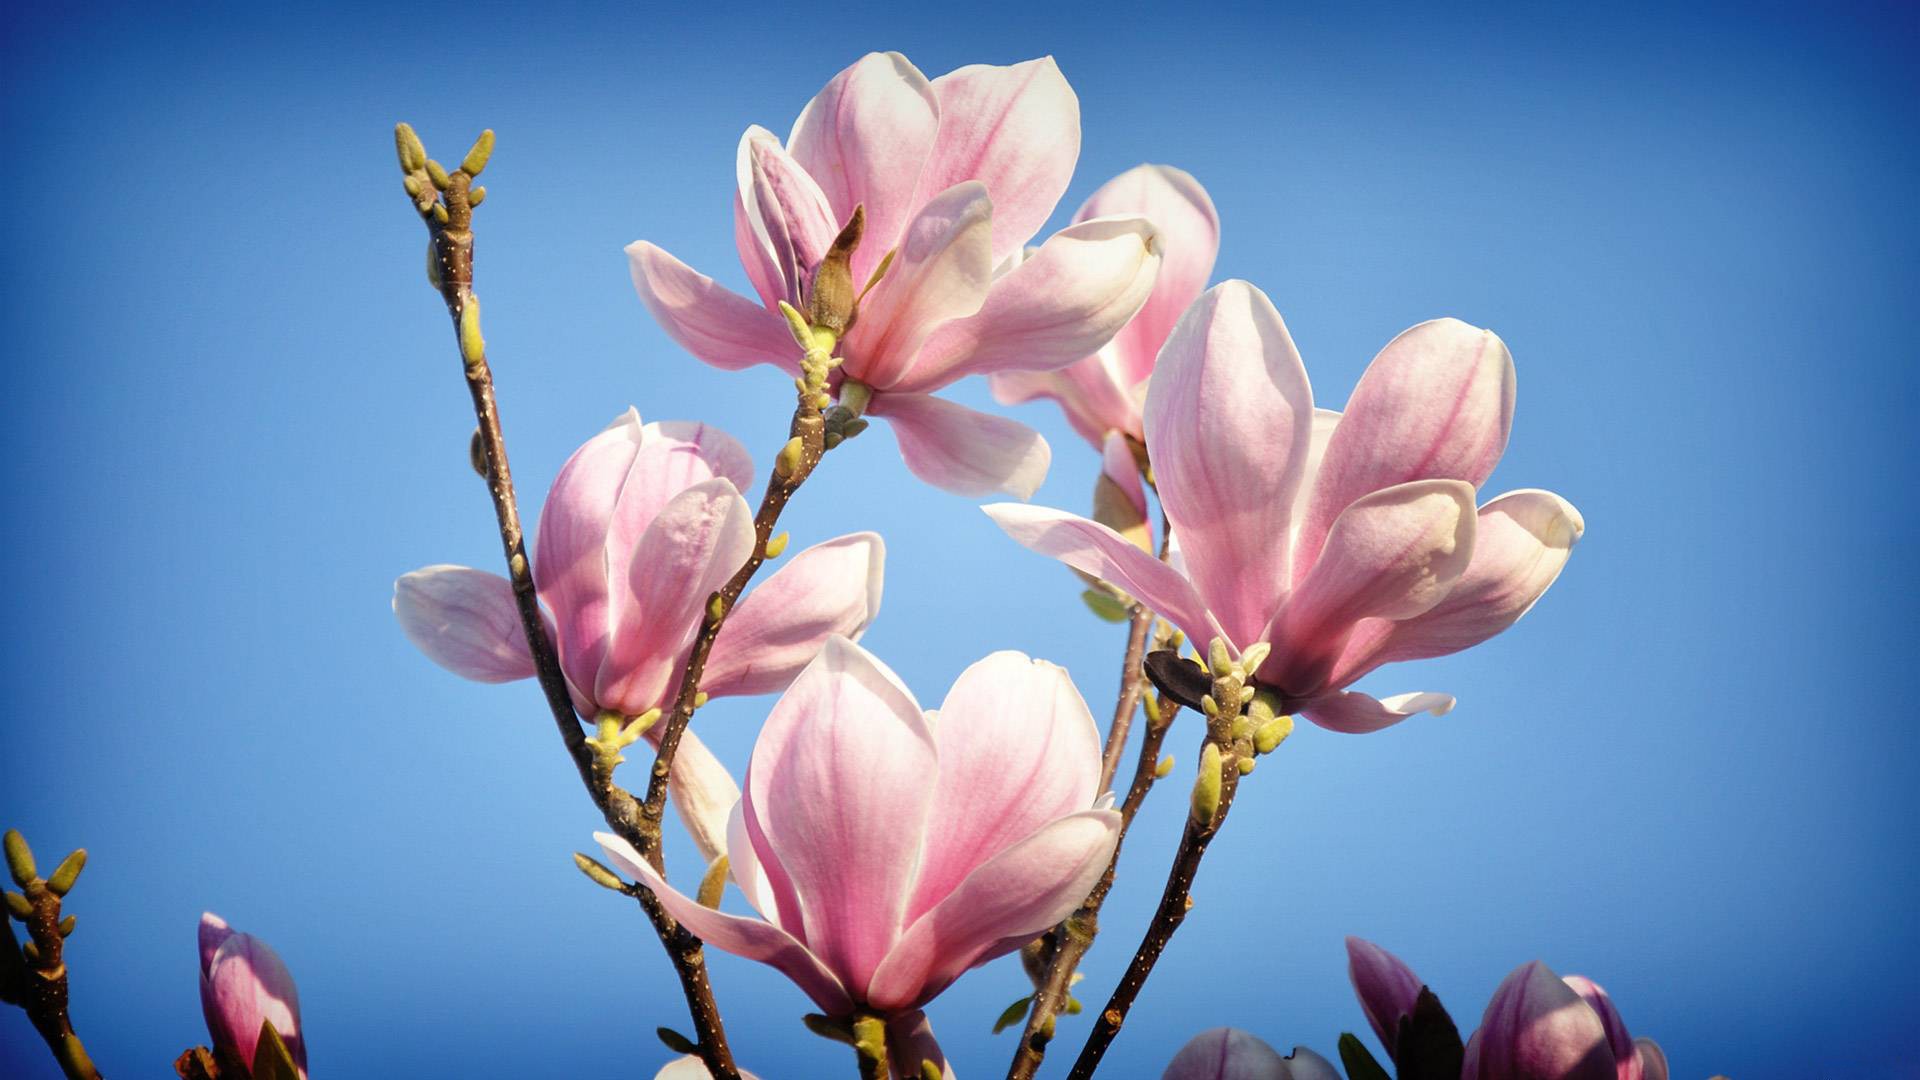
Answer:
394, 122, 426, 172
461, 129, 495, 176
425, 158, 451, 191
572, 852, 627, 892
45, 850, 85, 897
3, 831, 35, 888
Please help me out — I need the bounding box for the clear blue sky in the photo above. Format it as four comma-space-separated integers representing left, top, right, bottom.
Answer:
3, 2, 1915, 1077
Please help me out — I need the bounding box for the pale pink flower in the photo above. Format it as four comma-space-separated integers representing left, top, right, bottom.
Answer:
629, 52, 1166, 499
653, 1057, 761, 1080
993, 164, 1220, 448
595, 637, 1120, 1071
1463, 962, 1669, 1080
394, 409, 884, 860
1162, 1028, 1341, 1080
986, 280, 1583, 734
198, 913, 306, 1078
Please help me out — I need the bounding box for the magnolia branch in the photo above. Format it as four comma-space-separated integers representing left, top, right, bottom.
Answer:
1, 831, 100, 1080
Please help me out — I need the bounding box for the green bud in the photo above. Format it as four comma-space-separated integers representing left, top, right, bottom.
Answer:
4, 831, 35, 887
45, 849, 85, 896
1190, 743, 1223, 826
459, 298, 485, 366
424, 158, 450, 190
852, 1015, 887, 1064
426, 240, 442, 290
1154, 754, 1174, 779
469, 428, 488, 478
58, 914, 75, 937
1338, 1032, 1392, 1080
394, 122, 426, 172
1207, 637, 1234, 679
774, 436, 805, 479
1229, 715, 1252, 742
841, 417, 869, 439
1238, 641, 1272, 673
1237, 684, 1256, 705
1080, 589, 1132, 624
693, 690, 710, 708
403, 174, 422, 198
656, 1026, 699, 1055
823, 431, 844, 451
431, 202, 449, 225
777, 301, 813, 348
1201, 694, 1219, 718
468, 185, 486, 207
707, 593, 726, 622
22, 940, 40, 964
572, 852, 626, 892
1237, 755, 1256, 775
803, 1013, 856, 1045
922, 1061, 944, 1080
3, 891, 30, 919
839, 380, 873, 417
764, 532, 790, 559
460, 129, 495, 176
992, 995, 1034, 1034
1253, 713, 1294, 755
509, 552, 527, 579
696, 854, 730, 909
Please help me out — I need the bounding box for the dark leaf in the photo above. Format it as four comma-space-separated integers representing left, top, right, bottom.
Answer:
251, 1020, 301, 1080
1395, 986, 1466, 1080
1337, 1032, 1391, 1080
1143, 649, 1210, 710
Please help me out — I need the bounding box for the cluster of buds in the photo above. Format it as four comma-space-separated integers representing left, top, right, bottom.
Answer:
1, 829, 97, 1079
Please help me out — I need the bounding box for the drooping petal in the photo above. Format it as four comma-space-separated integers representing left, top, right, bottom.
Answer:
990, 352, 1140, 446
869, 392, 1051, 500
735, 125, 838, 310
746, 637, 936, 999
839, 182, 995, 390
918, 57, 1080, 265
595, 833, 853, 1015
596, 478, 756, 714
199, 920, 306, 1077
1144, 281, 1316, 647
1300, 690, 1455, 735
1296, 319, 1513, 577
865, 808, 1120, 1011
1633, 1039, 1669, 1080
1346, 937, 1425, 1060
982, 504, 1218, 644
393, 566, 535, 683
1075, 165, 1220, 387
1264, 479, 1476, 697
1160, 1027, 1289, 1080
787, 51, 940, 285
906, 652, 1102, 919
891, 214, 1161, 394
653, 726, 740, 866
627, 241, 800, 373
1562, 976, 1642, 1080
703, 532, 886, 699
1465, 961, 1615, 1080
886, 1011, 954, 1080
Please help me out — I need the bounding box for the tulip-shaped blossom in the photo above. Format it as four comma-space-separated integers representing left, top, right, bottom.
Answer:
987, 281, 1584, 734
992, 164, 1220, 452
596, 637, 1121, 1076
1464, 962, 1669, 1080
394, 409, 884, 860
199, 913, 306, 1078
629, 52, 1166, 499
1162, 1028, 1341, 1080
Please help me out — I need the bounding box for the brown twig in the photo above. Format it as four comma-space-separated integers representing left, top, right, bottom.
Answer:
1095, 606, 1153, 794
2, 831, 101, 1080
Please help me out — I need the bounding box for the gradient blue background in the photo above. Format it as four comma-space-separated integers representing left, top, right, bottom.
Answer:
3, 2, 1915, 1076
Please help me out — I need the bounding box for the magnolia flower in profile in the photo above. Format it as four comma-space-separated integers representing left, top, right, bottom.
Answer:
1464, 963, 1669, 1080
992, 164, 1220, 451
1162, 1027, 1340, 1080
394, 409, 884, 860
198, 913, 306, 1078
629, 52, 1166, 499
987, 280, 1583, 734
596, 637, 1121, 1077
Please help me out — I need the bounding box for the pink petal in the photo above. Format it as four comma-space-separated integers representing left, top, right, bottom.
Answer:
1296, 319, 1514, 578
1562, 976, 1642, 1080
892, 214, 1162, 394
393, 566, 535, 683
1282, 1047, 1344, 1080
198, 912, 233, 975
886, 1011, 953, 1080
1346, 936, 1425, 1059
839, 182, 995, 391
654, 1056, 763, 1080
917, 57, 1080, 265
1160, 1028, 1287, 1080
746, 637, 936, 1000
626, 241, 800, 373
725, 800, 780, 923
704, 532, 886, 699
595, 478, 756, 714
990, 353, 1140, 447
1466, 961, 1615, 1080
1634, 1039, 1669, 1080
200, 922, 306, 1076
905, 652, 1102, 920
868, 392, 1051, 500
786, 51, 940, 286
735, 125, 838, 310
1075, 165, 1220, 388
1144, 281, 1316, 647
595, 832, 852, 1016
1266, 479, 1477, 697
655, 726, 740, 866
865, 808, 1120, 1012
1363, 489, 1584, 671
1102, 431, 1148, 520
982, 503, 1219, 645
1288, 409, 1344, 554
1300, 690, 1455, 735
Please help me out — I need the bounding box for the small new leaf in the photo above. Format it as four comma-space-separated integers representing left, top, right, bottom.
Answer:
656, 1026, 699, 1055
1337, 1033, 1391, 1080
992, 995, 1034, 1034
1080, 589, 1132, 624
1143, 650, 1210, 711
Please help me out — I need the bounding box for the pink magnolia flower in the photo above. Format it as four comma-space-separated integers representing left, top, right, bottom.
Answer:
986, 280, 1583, 734
198, 913, 306, 1077
1163, 1028, 1341, 1080
992, 164, 1220, 449
1464, 962, 1669, 1080
1347, 936, 1427, 1061
629, 52, 1166, 499
654, 1057, 761, 1080
394, 409, 884, 860
595, 636, 1120, 1073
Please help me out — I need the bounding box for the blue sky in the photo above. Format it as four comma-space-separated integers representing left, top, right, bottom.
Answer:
2, 2, 1916, 1077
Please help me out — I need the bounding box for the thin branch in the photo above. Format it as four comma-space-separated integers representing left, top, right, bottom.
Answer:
2, 831, 101, 1080
1095, 606, 1153, 794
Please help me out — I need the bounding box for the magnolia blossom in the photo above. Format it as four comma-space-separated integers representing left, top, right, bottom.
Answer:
1162, 1027, 1340, 1080
654, 1057, 760, 1080
394, 410, 884, 860
1346, 938, 1667, 1080
992, 164, 1220, 449
629, 52, 1166, 499
987, 280, 1583, 734
597, 637, 1121, 1076
199, 913, 305, 1077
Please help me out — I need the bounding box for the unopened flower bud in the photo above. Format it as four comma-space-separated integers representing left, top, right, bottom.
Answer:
807, 205, 865, 336
774, 436, 805, 479
1238, 641, 1272, 674
1253, 713, 1294, 755
460, 129, 494, 176
468, 185, 487, 207
1207, 637, 1235, 679
393, 123, 426, 172
459, 298, 485, 366
4, 830, 35, 887
58, 914, 76, 937
764, 531, 790, 558
1155, 754, 1175, 779
1191, 743, 1223, 826
573, 852, 627, 892
696, 854, 730, 909
46, 849, 85, 896
424, 158, 450, 190
3, 890, 30, 919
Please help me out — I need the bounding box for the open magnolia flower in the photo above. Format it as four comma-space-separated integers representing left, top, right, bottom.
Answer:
987, 280, 1583, 734
394, 409, 884, 860
198, 913, 306, 1078
596, 637, 1120, 1078
1162, 1027, 1340, 1080
629, 51, 1165, 499
992, 163, 1220, 450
